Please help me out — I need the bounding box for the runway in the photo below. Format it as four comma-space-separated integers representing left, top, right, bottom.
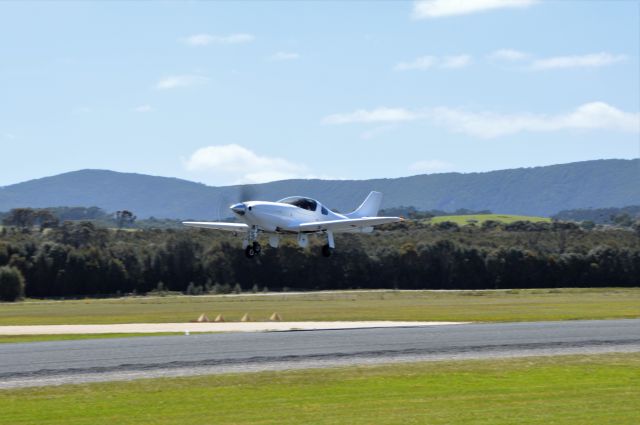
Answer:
1, 319, 639, 389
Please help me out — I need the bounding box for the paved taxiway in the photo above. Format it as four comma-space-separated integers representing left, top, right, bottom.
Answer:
0, 321, 464, 335
1, 319, 639, 388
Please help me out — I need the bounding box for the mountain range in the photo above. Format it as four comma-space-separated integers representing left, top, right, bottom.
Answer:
0, 159, 638, 219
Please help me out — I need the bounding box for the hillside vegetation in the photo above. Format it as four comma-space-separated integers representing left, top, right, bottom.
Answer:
0, 159, 638, 218
553, 205, 640, 225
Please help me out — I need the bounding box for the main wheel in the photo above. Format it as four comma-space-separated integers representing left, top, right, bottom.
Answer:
245, 245, 256, 259
253, 241, 262, 254
321, 244, 333, 257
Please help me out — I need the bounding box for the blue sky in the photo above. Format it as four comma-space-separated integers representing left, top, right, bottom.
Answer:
1, 0, 638, 186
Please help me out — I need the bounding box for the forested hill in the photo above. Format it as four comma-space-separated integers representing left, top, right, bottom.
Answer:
0, 159, 638, 219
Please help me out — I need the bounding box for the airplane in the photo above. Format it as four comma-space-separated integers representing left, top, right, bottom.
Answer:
183, 191, 402, 258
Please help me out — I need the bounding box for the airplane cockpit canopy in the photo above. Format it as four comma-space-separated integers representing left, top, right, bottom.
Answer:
278, 196, 318, 212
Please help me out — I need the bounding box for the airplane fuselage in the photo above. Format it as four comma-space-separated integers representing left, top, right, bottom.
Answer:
231, 200, 346, 233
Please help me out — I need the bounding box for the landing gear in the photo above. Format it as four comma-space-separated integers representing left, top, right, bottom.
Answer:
245, 241, 261, 259
322, 230, 335, 257
244, 227, 261, 259
321, 244, 333, 257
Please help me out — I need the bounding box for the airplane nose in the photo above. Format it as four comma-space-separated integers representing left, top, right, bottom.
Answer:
230, 203, 246, 216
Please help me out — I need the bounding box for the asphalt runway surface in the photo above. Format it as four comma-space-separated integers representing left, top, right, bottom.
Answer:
2, 319, 639, 389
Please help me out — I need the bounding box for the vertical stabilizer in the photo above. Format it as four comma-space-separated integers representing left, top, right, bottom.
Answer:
346, 191, 383, 218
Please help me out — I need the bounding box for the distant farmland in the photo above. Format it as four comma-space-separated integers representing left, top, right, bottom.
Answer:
429, 214, 551, 225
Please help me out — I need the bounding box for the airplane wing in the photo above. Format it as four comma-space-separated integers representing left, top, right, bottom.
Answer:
298, 217, 401, 233
182, 222, 249, 232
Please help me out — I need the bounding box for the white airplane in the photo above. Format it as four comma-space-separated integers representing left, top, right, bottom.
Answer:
183, 191, 401, 258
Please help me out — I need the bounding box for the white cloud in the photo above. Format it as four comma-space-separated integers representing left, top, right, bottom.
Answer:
441, 55, 472, 68
489, 49, 530, 61
430, 102, 640, 138
413, 0, 538, 19
408, 160, 454, 174
323, 107, 421, 125
3, 133, 16, 140
394, 56, 438, 71
324, 102, 640, 138
270, 51, 300, 61
133, 104, 153, 113
394, 55, 471, 71
487, 50, 627, 70
182, 33, 254, 46
155, 75, 209, 90
531, 52, 627, 70
184, 144, 310, 184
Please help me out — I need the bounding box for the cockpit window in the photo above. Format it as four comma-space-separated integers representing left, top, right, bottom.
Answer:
321, 206, 328, 215
279, 197, 318, 211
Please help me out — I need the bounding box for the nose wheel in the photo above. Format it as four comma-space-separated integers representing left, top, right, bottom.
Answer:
245, 241, 262, 259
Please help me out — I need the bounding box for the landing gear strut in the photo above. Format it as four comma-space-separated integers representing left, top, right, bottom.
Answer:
244, 227, 261, 259
321, 230, 335, 257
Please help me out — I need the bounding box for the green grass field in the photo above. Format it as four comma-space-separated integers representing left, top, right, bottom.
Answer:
1, 353, 638, 425
0, 288, 638, 326
430, 214, 551, 225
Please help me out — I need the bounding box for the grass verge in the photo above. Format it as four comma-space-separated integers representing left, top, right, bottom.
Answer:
0, 353, 638, 424
0, 288, 638, 326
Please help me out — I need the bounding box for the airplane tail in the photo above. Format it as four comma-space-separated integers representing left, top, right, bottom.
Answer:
346, 191, 383, 218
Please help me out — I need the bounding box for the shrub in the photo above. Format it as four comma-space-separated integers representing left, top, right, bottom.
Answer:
0, 266, 25, 301
435, 221, 460, 231
581, 220, 596, 230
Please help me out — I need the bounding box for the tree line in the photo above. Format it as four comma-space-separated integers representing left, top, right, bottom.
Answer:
2, 207, 138, 230
552, 205, 640, 226
1, 218, 639, 301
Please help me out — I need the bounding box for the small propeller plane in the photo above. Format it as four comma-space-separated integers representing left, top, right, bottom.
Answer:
183, 191, 401, 258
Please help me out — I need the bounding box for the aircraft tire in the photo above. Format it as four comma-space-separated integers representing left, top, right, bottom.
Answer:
253, 241, 262, 254
245, 246, 256, 259
321, 244, 333, 257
